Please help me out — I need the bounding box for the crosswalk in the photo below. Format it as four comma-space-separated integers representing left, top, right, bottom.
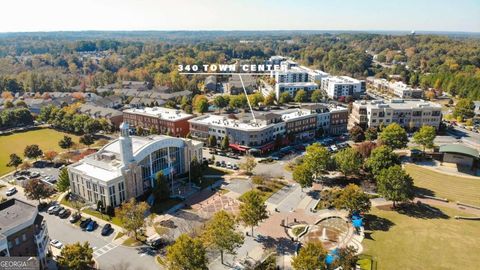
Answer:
92, 243, 118, 258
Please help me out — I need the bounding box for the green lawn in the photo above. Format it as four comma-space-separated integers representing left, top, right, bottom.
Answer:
239, 179, 287, 202
362, 205, 480, 270
0, 128, 80, 176
405, 164, 480, 205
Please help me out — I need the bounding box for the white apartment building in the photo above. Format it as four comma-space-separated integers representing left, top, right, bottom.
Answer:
321, 76, 366, 99
349, 99, 442, 130
368, 78, 423, 99
274, 82, 318, 100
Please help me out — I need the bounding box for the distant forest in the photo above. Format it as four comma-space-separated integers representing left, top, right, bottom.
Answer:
0, 31, 479, 100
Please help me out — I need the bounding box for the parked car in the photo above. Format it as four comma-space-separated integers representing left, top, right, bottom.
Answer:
226, 163, 233, 169
53, 206, 64, 216
86, 220, 97, 231
69, 213, 81, 223
80, 218, 92, 229
207, 158, 214, 165
233, 164, 239, 170
47, 205, 60, 215
330, 145, 338, 152
215, 161, 221, 167
101, 224, 113, 236
50, 239, 63, 249
58, 209, 71, 218
5, 187, 16, 196
220, 161, 226, 167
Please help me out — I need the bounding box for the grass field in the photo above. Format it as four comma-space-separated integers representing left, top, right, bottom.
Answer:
0, 128, 80, 176
405, 164, 480, 205
362, 205, 480, 270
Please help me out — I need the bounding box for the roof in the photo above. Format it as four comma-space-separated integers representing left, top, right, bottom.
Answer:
123, 107, 193, 121
0, 199, 38, 233
439, 144, 479, 158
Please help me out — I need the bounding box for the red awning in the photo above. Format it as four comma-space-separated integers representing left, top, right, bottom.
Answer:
229, 143, 249, 152
259, 141, 276, 152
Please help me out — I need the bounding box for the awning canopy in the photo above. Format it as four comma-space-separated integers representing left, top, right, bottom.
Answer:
229, 143, 249, 152
439, 144, 479, 158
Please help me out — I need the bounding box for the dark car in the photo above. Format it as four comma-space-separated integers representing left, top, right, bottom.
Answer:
86, 220, 97, 231
215, 161, 221, 167
80, 218, 92, 229
149, 238, 168, 250
58, 209, 71, 218
101, 224, 113, 236
69, 213, 81, 223
220, 161, 226, 167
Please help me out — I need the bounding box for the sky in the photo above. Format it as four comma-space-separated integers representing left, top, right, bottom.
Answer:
0, 0, 479, 33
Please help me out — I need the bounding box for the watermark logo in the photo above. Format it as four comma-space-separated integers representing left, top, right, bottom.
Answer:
0, 257, 39, 270
177, 63, 288, 75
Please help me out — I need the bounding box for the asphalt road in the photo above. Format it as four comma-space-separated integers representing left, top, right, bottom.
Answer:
43, 211, 158, 270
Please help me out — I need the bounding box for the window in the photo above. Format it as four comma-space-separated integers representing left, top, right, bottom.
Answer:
15, 238, 20, 245
22, 234, 27, 242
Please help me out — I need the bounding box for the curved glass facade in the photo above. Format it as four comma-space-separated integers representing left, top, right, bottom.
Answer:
139, 146, 184, 189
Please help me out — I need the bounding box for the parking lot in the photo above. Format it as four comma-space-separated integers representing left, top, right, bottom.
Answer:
5, 163, 61, 187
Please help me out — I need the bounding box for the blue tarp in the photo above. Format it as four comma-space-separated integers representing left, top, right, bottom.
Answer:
325, 249, 339, 265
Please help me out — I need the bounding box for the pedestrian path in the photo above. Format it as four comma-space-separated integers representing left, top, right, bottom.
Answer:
93, 242, 118, 258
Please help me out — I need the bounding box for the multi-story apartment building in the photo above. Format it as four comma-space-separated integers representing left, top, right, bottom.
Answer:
68, 123, 203, 207
274, 82, 318, 100
189, 113, 286, 153
189, 104, 348, 153
349, 99, 442, 130
367, 78, 423, 99
321, 76, 366, 99
123, 107, 195, 137
0, 199, 50, 269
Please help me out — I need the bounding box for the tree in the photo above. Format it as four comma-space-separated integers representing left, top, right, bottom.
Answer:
117, 198, 149, 240
332, 246, 359, 270
334, 148, 362, 178
279, 92, 292, 104
59, 135, 74, 150
293, 163, 314, 189
292, 241, 327, 270
303, 143, 330, 178
193, 95, 209, 114
413, 125, 436, 152
207, 135, 217, 147
202, 210, 244, 264
57, 167, 70, 192
220, 136, 229, 150
349, 125, 365, 142
376, 165, 414, 207
248, 93, 264, 107
24, 178, 54, 204
79, 134, 95, 148
239, 155, 257, 175
165, 234, 208, 270
355, 141, 377, 159
213, 95, 228, 112
7, 153, 22, 171
264, 92, 276, 106
239, 190, 268, 235
378, 123, 408, 149
365, 146, 400, 176
364, 127, 378, 141
334, 184, 371, 215
294, 89, 308, 103
311, 89, 323, 103
57, 242, 94, 270
153, 171, 170, 201
44, 150, 58, 162
453, 98, 474, 120
24, 144, 43, 161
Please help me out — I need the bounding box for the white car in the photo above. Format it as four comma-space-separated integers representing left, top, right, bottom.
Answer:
330, 145, 338, 152
5, 187, 16, 196
50, 239, 63, 249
